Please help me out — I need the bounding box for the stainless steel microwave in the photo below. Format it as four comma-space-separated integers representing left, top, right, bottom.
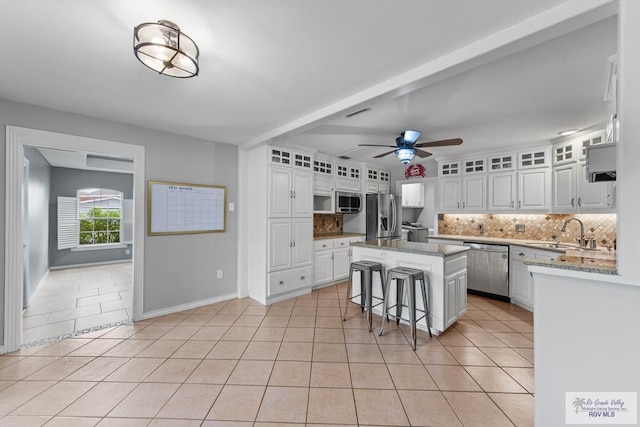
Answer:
335, 192, 362, 214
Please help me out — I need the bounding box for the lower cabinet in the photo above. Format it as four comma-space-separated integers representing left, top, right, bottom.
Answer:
509, 245, 558, 311
445, 268, 467, 329
313, 236, 365, 287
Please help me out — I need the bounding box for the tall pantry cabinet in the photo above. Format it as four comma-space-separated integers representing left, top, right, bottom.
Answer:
247, 146, 314, 304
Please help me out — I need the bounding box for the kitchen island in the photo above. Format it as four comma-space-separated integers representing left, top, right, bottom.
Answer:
351, 240, 469, 334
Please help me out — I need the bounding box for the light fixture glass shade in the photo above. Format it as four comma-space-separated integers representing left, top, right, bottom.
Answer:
133, 20, 199, 78
395, 148, 415, 164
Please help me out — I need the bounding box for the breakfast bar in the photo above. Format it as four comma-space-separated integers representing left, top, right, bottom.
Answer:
350, 240, 469, 334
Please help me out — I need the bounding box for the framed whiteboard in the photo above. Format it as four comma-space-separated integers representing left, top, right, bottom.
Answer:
148, 181, 227, 235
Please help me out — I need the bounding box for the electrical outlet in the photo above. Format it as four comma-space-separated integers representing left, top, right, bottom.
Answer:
515, 224, 525, 232
216, 270, 223, 279
125, 249, 130, 255
477, 223, 483, 231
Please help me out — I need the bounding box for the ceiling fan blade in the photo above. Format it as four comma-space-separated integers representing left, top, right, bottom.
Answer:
358, 144, 397, 148
414, 138, 463, 148
373, 149, 398, 158
414, 149, 432, 158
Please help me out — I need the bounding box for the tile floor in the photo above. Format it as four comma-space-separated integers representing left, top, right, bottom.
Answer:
2, 283, 534, 426
23, 262, 133, 344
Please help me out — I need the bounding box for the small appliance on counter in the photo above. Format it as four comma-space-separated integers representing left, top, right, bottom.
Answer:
366, 193, 402, 240
401, 222, 433, 242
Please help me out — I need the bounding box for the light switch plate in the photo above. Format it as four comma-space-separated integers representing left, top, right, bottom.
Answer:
515, 224, 525, 232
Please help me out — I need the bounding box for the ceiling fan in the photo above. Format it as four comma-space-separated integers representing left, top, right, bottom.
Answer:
358, 130, 463, 164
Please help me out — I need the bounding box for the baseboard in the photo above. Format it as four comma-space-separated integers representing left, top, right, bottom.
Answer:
0, 345, 6, 355
142, 293, 238, 320
50, 259, 133, 271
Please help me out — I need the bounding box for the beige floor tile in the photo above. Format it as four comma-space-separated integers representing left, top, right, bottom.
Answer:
387, 363, 438, 390
292, 306, 317, 317
345, 343, 384, 363
287, 316, 315, 328
501, 320, 534, 333
314, 328, 345, 343
68, 339, 123, 357
241, 341, 280, 360
414, 345, 459, 365
437, 330, 476, 346
307, 388, 357, 424
349, 363, 394, 389
227, 360, 274, 385
100, 325, 147, 340
503, 367, 535, 393
0, 415, 52, 426
282, 327, 314, 342
42, 416, 101, 426
144, 358, 199, 383
190, 326, 229, 341
277, 342, 313, 361
147, 420, 202, 427
312, 343, 348, 362
25, 356, 94, 380
446, 346, 498, 366
129, 325, 174, 340
156, 384, 222, 419
343, 328, 377, 344
252, 327, 286, 342
256, 386, 308, 423
475, 320, 516, 333
104, 358, 164, 382
379, 344, 421, 364
310, 362, 351, 388
353, 389, 409, 426
0, 380, 16, 393
65, 357, 129, 382
186, 359, 237, 384
465, 366, 527, 393
460, 331, 509, 347
0, 381, 56, 415
158, 325, 201, 340
443, 391, 514, 426
398, 390, 463, 426
60, 382, 137, 417
425, 365, 482, 391
492, 332, 534, 348
97, 418, 152, 426
180, 314, 216, 326
28, 339, 89, 356
206, 385, 265, 421
489, 392, 535, 427
109, 383, 179, 418
221, 326, 258, 341
102, 340, 153, 357
481, 347, 533, 367
0, 357, 59, 380
232, 315, 265, 327
453, 319, 486, 332
135, 339, 184, 358
207, 314, 241, 327
171, 340, 217, 359
376, 328, 410, 345
513, 347, 535, 364
268, 306, 295, 316
241, 306, 270, 316
260, 316, 290, 328
202, 422, 253, 427
75, 310, 130, 331
206, 340, 248, 359
11, 381, 96, 416
23, 320, 76, 344
268, 361, 311, 387
316, 307, 341, 317
0, 356, 24, 370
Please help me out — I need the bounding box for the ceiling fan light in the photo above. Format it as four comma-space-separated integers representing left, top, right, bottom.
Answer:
133, 20, 199, 78
402, 130, 422, 143
395, 148, 415, 164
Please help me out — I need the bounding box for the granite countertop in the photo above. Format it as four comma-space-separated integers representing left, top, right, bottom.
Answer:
433, 234, 618, 274
314, 232, 365, 240
352, 239, 470, 257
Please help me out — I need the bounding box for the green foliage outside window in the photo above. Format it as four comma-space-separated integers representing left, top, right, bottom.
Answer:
79, 207, 121, 245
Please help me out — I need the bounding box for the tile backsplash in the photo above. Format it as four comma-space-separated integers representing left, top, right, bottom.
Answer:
438, 213, 617, 247
314, 214, 343, 236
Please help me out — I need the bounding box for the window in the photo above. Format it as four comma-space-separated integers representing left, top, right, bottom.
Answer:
78, 188, 122, 245
57, 189, 133, 250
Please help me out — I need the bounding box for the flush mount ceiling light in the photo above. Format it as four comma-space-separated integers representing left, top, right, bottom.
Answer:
133, 20, 199, 78
558, 129, 579, 136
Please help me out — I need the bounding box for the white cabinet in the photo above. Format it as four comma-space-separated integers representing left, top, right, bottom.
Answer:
364, 166, 391, 194
553, 139, 577, 165
552, 163, 613, 213
462, 158, 486, 174
439, 175, 486, 212
509, 246, 558, 311
445, 271, 467, 328
488, 172, 516, 211
313, 236, 365, 287
488, 153, 515, 172
577, 130, 606, 161
269, 168, 313, 218
518, 148, 550, 169
439, 177, 462, 211
439, 161, 461, 177
269, 147, 313, 170
518, 168, 550, 210
335, 162, 361, 192
401, 182, 425, 207
269, 218, 313, 272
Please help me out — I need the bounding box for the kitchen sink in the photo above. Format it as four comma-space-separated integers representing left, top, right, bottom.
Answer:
530, 242, 608, 252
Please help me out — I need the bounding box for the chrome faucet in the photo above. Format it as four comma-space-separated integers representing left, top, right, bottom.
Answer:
561, 218, 586, 248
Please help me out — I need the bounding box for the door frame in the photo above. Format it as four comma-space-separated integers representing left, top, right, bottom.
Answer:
4, 126, 146, 353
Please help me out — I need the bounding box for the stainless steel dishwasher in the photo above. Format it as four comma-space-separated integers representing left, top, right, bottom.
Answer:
462, 242, 510, 300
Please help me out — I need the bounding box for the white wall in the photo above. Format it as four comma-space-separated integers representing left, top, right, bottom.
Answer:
1, 98, 239, 346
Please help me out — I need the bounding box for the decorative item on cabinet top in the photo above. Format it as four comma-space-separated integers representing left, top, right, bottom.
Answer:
405, 163, 426, 179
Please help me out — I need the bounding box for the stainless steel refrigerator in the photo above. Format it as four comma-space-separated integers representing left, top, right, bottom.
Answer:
366, 193, 402, 240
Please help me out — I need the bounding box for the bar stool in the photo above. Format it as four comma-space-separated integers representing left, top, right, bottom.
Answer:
379, 266, 432, 350
342, 261, 385, 332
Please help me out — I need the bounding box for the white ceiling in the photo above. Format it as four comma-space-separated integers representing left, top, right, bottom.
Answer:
1, 0, 618, 170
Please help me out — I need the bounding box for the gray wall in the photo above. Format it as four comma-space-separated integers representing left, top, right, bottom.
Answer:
0, 98, 239, 346
23, 147, 50, 305
49, 167, 133, 268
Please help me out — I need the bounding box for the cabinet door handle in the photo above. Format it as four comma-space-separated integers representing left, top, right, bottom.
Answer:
290, 190, 293, 198
292, 240, 296, 247
571, 198, 575, 207
457, 202, 460, 208
518, 200, 521, 209
511, 201, 514, 208
300, 276, 305, 280
462, 202, 465, 209
519, 252, 525, 256
293, 190, 296, 198
278, 280, 284, 285
578, 197, 582, 207
290, 240, 293, 247
607, 194, 611, 207
322, 244, 328, 248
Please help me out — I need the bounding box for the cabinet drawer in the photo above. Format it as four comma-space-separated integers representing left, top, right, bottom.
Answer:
333, 238, 351, 249
511, 249, 536, 260
314, 240, 333, 251
268, 266, 313, 297
335, 178, 360, 192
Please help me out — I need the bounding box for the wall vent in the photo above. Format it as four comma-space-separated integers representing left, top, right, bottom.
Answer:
345, 107, 371, 118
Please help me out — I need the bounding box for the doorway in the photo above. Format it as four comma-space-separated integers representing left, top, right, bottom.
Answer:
4, 126, 145, 353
